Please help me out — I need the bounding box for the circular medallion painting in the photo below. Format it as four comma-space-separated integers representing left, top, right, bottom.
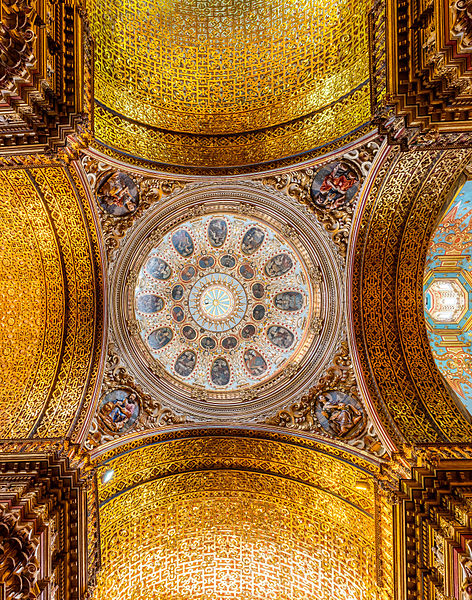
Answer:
134, 214, 316, 392
98, 388, 140, 434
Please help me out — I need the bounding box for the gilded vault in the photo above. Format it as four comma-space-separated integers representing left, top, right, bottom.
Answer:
2, 0, 472, 598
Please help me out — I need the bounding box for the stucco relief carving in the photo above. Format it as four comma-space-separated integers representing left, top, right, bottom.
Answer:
266, 341, 387, 457
261, 139, 381, 258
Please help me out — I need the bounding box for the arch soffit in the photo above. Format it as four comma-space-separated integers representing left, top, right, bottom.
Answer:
350, 147, 472, 446
0, 161, 104, 442
91, 427, 393, 600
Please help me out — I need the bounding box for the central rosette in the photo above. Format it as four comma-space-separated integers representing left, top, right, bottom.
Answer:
200, 285, 235, 320
188, 273, 247, 332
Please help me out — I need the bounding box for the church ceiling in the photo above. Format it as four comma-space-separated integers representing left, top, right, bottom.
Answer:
91, 429, 393, 600
87, 0, 372, 170
424, 180, 472, 411
351, 146, 472, 445
81, 139, 388, 460
0, 162, 103, 441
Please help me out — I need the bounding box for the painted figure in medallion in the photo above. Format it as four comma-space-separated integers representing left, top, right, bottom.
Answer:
208, 218, 228, 247
201, 336, 216, 350
172, 230, 194, 257
99, 389, 140, 434
310, 161, 360, 210
241, 324, 256, 338
148, 327, 173, 349
265, 254, 293, 278
136, 294, 164, 314
172, 306, 185, 323
174, 350, 197, 377
172, 285, 184, 301
239, 263, 255, 280
243, 349, 268, 376
182, 325, 197, 340
147, 257, 171, 281
315, 391, 363, 437
267, 325, 294, 349
274, 291, 304, 312
211, 358, 231, 386
252, 305, 265, 321
199, 256, 215, 269
220, 254, 236, 268
222, 336, 238, 350
241, 227, 265, 255
181, 265, 196, 281
97, 172, 139, 216
252, 283, 265, 299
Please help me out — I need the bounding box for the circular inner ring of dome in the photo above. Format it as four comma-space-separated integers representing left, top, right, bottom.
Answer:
189, 273, 246, 331
133, 213, 316, 393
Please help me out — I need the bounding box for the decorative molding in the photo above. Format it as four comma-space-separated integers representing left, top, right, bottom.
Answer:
266, 341, 387, 457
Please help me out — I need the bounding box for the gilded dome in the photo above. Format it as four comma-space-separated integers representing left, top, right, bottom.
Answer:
87, 0, 371, 169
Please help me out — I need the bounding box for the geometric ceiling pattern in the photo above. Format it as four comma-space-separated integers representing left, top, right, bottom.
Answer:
0, 164, 103, 441
87, 0, 372, 168
91, 430, 393, 600
424, 179, 472, 412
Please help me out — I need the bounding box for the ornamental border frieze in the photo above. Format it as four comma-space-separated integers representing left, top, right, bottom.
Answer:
351, 147, 472, 445
89, 124, 377, 177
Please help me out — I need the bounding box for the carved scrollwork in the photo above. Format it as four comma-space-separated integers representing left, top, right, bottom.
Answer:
0, 504, 40, 599
261, 139, 381, 258
86, 345, 185, 449
81, 156, 186, 261
266, 341, 386, 457
0, 0, 36, 90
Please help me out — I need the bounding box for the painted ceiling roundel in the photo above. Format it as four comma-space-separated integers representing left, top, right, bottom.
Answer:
111, 183, 342, 420
134, 214, 315, 392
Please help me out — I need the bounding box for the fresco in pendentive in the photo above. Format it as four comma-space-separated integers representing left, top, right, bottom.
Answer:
424, 180, 472, 410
